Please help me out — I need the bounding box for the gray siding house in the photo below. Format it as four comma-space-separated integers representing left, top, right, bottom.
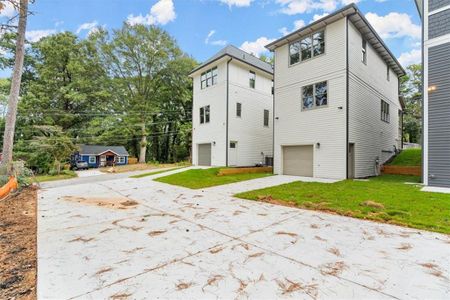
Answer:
416, 0, 450, 191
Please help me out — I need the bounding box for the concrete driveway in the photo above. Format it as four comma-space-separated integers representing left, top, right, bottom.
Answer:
38, 168, 450, 299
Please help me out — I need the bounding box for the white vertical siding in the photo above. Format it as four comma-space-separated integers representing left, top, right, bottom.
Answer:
348, 22, 402, 178
192, 60, 228, 166
227, 61, 273, 166
273, 18, 347, 179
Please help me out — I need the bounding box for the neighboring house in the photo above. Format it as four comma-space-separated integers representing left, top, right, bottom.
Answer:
189, 45, 274, 167
415, 0, 450, 190
74, 145, 129, 168
266, 4, 405, 180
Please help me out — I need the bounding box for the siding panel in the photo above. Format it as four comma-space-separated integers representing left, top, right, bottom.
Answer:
429, 0, 450, 11
428, 42, 450, 187
429, 9, 450, 39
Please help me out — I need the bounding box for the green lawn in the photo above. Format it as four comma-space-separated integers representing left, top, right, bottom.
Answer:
35, 171, 78, 182
236, 175, 450, 234
389, 148, 422, 166
129, 167, 186, 178
154, 167, 273, 189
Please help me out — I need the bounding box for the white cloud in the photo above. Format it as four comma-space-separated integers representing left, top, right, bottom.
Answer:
311, 12, 329, 23
26, 30, 57, 42
0, 1, 16, 18
365, 12, 421, 40
276, 0, 359, 15
279, 19, 306, 36
220, 0, 253, 7
205, 30, 227, 46
240, 36, 275, 57
127, 0, 176, 26
398, 49, 421, 66
76, 21, 98, 34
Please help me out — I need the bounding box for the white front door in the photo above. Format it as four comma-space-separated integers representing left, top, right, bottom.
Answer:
229, 141, 238, 166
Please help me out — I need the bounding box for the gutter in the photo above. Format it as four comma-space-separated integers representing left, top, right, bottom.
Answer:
226, 57, 233, 167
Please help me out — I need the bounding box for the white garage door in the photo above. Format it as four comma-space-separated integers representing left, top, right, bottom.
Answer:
283, 145, 314, 177
198, 143, 212, 166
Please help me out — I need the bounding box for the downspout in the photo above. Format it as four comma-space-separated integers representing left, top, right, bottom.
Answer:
346, 15, 350, 179
226, 57, 233, 167
272, 52, 275, 174
421, 0, 425, 185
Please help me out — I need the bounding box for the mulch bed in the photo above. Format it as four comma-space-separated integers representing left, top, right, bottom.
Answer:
0, 187, 37, 300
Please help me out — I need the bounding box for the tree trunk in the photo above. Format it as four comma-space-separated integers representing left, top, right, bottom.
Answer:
139, 123, 147, 163
1, 0, 29, 175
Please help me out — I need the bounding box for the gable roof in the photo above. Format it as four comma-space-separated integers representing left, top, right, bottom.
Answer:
265, 4, 406, 77
189, 45, 273, 76
79, 145, 129, 156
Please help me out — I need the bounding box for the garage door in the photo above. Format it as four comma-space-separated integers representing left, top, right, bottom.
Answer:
283, 145, 313, 176
198, 143, 212, 166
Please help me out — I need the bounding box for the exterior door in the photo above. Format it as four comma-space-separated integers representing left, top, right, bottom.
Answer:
229, 141, 238, 166
198, 143, 212, 166
283, 145, 314, 177
348, 143, 355, 179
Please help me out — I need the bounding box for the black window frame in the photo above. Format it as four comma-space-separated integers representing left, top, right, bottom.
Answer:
263, 109, 269, 127
289, 30, 325, 66
362, 39, 367, 65
381, 100, 390, 123
201, 67, 218, 90
302, 81, 328, 110
236, 102, 242, 117
249, 71, 256, 89
386, 65, 390, 81
199, 105, 210, 124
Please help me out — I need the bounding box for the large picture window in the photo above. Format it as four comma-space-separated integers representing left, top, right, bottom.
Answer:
201, 67, 218, 89
200, 105, 210, 124
302, 81, 328, 110
289, 30, 325, 65
381, 100, 390, 123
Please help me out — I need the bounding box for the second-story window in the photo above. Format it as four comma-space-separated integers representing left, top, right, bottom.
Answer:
302, 81, 328, 110
362, 39, 367, 65
200, 105, 210, 124
263, 109, 269, 127
381, 100, 390, 123
249, 71, 256, 88
387, 65, 390, 81
236, 102, 242, 117
201, 67, 218, 89
289, 30, 325, 66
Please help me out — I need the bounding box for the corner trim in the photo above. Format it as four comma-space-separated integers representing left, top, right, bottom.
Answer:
346, 15, 350, 179
226, 58, 233, 167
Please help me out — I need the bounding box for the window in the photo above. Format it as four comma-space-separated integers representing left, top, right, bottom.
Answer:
263, 109, 269, 127
236, 102, 242, 117
289, 30, 325, 65
271, 80, 274, 95
89, 156, 96, 164
230, 142, 237, 148
381, 100, 390, 123
200, 105, 210, 124
201, 67, 218, 89
386, 65, 390, 81
249, 71, 256, 89
362, 39, 367, 64
117, 156, 126, 164
302, 81, 328, 110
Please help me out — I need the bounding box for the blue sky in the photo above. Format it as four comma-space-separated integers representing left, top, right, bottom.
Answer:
0, 0, 421, 78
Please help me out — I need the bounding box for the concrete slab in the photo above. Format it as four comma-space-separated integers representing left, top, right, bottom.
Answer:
38, 172, 450, 299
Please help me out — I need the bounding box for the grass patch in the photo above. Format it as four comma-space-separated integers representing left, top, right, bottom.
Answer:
129, 167, 186, 178
34, 170, 77, 182
154, 167, 273, 189
236, 175, 450, 234
389, 149, 422, 166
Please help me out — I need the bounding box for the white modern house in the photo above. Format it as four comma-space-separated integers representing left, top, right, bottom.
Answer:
266, 4, 405, 180
189, 46, 274, 167
415, 0, 450, 191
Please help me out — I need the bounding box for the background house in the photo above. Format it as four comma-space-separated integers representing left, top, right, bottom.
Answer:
74, 145, 129, 168
189, 45, 274, 167
415, 0, 450, 190
267, 4, 405, 180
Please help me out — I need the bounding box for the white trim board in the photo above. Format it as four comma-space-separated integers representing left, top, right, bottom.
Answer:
422, 186, 450, 194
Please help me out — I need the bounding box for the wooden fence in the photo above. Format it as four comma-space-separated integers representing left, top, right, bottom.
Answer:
382, 165, 421, 176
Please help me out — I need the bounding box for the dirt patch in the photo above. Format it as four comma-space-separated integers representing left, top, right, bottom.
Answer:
276, 231, 298, 237
61, 196, 138, 209
320, 261, 347, 276
176, 282, 193, 290
148, 230, 167, 237
0, 187, 37, 300
360, 200, 385, 210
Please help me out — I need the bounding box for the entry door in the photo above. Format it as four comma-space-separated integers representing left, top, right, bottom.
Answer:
283, 145, 314, 177
198, 143, 212, 166
348, 143, 355, 179
229, 141, 238, 166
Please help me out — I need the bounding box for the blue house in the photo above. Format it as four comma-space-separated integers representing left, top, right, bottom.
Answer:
74, 145, 130, 168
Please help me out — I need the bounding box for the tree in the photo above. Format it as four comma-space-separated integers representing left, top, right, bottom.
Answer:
95, 24, 184, 163
30, 125, 78, 174
400, 64, 422, 144
1, 0, 28, 175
